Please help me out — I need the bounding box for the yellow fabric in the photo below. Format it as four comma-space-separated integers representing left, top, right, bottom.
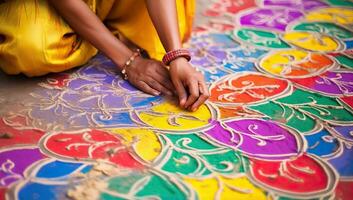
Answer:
0, 0, 195, 77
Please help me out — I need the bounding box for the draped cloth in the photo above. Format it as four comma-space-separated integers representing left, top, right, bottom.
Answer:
0, 0, 195, 76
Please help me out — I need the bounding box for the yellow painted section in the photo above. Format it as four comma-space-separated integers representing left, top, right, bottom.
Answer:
108, 128, 161, 162
283, 32, 339, 52
138, 101, 212, 131
184, 175, 267, 200
260, 49, 308, 75
305, 8, 353, 25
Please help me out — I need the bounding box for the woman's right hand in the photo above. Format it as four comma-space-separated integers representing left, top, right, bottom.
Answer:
126, 57, 175, 96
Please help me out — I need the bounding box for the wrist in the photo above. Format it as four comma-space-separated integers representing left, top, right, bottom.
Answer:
169, 57, 188, 66
162, 48, 191, 66
120, 49, 141, 80
110, 49, 134, 70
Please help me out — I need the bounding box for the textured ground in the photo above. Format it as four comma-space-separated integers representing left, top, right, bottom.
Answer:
1, 0, 353, 199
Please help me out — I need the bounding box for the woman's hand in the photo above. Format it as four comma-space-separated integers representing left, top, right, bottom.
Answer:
126, 57, 175, 96
169, 57, 209, 111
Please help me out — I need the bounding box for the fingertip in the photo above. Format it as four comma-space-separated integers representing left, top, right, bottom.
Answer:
166, 91, 173, 96
179, 98, 186, 107
190, 104, 199, 112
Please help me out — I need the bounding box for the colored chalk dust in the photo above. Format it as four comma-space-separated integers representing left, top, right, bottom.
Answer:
1, 0, 353, 199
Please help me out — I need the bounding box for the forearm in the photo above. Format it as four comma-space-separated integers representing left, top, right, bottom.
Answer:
145, 0, 182, 52
48, 0, 132, 69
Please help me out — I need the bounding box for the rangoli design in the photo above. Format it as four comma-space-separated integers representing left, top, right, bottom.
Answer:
0, 0, 353, 199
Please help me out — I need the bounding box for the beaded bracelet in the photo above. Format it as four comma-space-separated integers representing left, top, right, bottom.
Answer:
162, 49, 191, 66
121, 49, 141, 80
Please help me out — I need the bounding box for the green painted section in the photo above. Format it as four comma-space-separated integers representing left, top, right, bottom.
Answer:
161, 133, 248, 176
236, 28, 291, 49
335, 55, 353, 69
250, 89, 353, 133
293, 22, 353, 39
102, 171, 189, 200
326, 0, 353, 7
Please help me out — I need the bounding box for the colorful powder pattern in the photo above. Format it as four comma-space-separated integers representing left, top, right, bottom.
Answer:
0, 0, 353, 199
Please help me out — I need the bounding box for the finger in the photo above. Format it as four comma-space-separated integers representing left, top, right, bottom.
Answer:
136, 81, 160, 96
172, 78, 188, 107
155, 62, 169, 77
146, 77, 171, 96
155, 65, 175, 91
153, 72, 175, 95
190, 81, 210, 111
184, 79, 199, 109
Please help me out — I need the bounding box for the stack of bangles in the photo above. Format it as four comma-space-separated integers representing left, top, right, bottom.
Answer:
162, 48, 191, 66
121, 48, 191, 80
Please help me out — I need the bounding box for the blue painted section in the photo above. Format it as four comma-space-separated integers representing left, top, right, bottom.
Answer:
17, 160, 93, 199
200, 67, 230, 83
209, 33, 240, 48
18, 182, 68, 200
305, 129, 340, 158
344, 40, 353, 49
230, 48, 268, 60
329, 146, 353, 177
129, 96, 163, 108
223, 61, 256, 72
36, 161, 91, 179
93, 112, 135, 126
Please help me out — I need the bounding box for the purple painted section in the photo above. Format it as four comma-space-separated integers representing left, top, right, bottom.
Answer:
333, 125, 353, 142
205, 121, 242, 147
190, 46, 228, 67
29, 56, 163, 130
314, 72, 353, 95
329, 146, 353, 177
239, 8, 303, 31
0, 148, 44, 186
263, 0, 327, 11
294, 71, 353, 96
205, 119, 301, 160
117, 80, 138, 91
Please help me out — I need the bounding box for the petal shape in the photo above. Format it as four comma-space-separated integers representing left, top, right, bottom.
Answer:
249, 154, 338, 198
0, 147, 46, 187
108, 128, 162, 163
210, 72, 291, 106
329, 146, 353, 178
258, 49, 335, 78
238, 8, 303, 31
283, 31, 342, 52
291, 71, 353, 97
137, 100, 215, 132
184, 175, 267, 200
205, 119, 305, 160
305, 127, 341, 158
41, 129, 143, 169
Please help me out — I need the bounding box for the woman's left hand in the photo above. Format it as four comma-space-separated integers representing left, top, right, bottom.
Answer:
169, 57, 209, 112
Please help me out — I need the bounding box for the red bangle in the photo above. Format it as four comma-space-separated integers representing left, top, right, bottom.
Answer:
162, 49, 191, 65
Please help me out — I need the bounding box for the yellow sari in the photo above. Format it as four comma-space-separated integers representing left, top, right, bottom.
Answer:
0, 0, 195, 77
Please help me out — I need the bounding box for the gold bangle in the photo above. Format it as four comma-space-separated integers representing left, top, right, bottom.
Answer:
121, 49, 141, 80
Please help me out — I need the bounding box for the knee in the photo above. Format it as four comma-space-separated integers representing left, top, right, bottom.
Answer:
17, 24, 47, 57
0, 23, 48, 76
0, 0, 75, 77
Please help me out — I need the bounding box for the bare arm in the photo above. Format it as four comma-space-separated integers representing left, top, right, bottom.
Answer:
145, 0, 182, 52
146, 0, 209, 111
48, 0, 174, 96
48, 0, 132, 68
